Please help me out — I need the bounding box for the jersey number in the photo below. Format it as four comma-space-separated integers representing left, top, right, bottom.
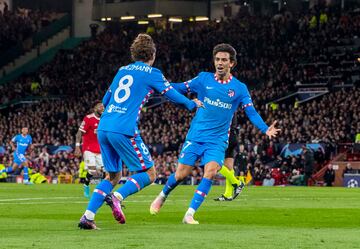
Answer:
183, 141, 192, 151
114, 75, 134, 103
140, 143, 149, 155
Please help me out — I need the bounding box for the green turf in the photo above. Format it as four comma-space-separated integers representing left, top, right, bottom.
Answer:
0, 184, 359, 249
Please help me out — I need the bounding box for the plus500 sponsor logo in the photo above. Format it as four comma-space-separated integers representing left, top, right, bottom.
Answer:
204, 97, 232, 109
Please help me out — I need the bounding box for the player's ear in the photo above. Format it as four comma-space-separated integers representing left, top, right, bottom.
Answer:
149, 54, 156, 66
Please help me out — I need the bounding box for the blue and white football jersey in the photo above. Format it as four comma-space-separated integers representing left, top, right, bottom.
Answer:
11, 134, 32, 154
172, 72, 268, 144
99, 61, 196, 137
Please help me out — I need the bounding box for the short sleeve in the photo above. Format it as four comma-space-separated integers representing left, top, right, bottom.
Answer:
79, 117, 89, 133
11, 135, 18, 143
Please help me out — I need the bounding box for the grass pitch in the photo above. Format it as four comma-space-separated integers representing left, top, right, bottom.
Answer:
0, 184, 359, 249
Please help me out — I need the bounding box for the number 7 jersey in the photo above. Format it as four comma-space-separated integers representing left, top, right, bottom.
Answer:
98, 61, 196, 137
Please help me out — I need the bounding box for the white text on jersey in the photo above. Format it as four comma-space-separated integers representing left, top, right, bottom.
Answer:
204, 97, 232, 109
120, 65, 153, 74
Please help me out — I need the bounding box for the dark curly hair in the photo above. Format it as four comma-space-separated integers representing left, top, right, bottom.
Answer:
212, 43, 237, 67
130, 33, 156, 62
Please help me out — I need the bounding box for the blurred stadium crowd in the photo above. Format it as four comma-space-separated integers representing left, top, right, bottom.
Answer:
0, 3, 62, 52
0, 4, 359, 185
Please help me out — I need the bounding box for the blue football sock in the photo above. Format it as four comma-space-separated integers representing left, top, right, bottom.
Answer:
115, 172, 151, 200
23, 167, 29, 182
189, 177, 213, 212
86, 179, 113, 214
162, 173, 181, 196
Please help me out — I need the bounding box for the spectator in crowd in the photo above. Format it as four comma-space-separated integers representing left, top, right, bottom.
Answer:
0, 7, 62, 52
289, 169, 304, 186
303, 146, 315, 186
323, 164, 335, 186
342, 163, 355, 177
263, 173, 275, 186
37, 147, 50, 167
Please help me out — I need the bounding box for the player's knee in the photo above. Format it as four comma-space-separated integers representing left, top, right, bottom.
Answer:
175, 164, 191, 180
146, 167, 156, 183
108, 172, 121, 185
203, 168, 218, 179
175, 171, 186, 181
204, 172, 216, 179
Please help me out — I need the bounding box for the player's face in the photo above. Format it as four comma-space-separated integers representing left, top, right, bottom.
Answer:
21, 127, 28, 135
94, 103, 104, 115
214, 52, 234, 77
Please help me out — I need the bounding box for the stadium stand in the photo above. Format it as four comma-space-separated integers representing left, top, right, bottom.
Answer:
0, 6, 63, 52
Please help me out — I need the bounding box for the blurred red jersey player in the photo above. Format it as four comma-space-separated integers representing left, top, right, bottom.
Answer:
75, 101, 104, 198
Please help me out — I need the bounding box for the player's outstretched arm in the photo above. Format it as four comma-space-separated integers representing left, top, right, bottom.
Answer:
150, 70, 202, 110
265, 120, 281, 139
240, 84, 280, 138
170, 82, 188, 95
244, 106, 280, 138
163, 88, 203, 110
170, 75, 201, 95
244, 105, 268, 132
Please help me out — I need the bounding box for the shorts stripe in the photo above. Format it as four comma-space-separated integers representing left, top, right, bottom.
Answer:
128, 177, 141, 190
195, 190, 207, 197
130, 138, 146, 170
94, 189, 106, 197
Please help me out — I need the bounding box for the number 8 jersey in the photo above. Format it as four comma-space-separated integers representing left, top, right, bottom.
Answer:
98, 61, 196, 137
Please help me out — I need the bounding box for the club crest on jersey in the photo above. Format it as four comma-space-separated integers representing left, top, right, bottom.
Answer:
228, 89, 235, 98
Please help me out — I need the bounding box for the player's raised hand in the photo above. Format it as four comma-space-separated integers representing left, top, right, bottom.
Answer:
266, 120, 281, 139
193, 98, 204, 108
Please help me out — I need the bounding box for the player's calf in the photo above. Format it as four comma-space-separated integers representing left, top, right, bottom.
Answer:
110, 169, 154, 221
183, 162, 218, 223
113, 171, 152, 201
150, 164, 191, 215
